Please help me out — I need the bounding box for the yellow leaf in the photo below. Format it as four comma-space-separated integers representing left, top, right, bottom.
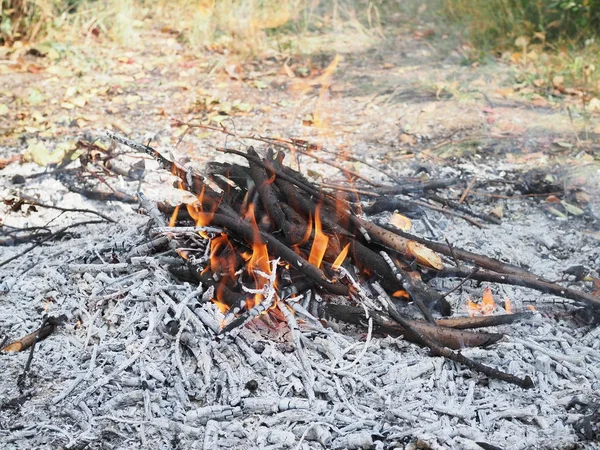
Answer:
65, 86, 77, 98
72, 96, 87, 108
495, 87, 514, 98
23, 141, 66, 166
552, 75, 564, 89
515, 36, 530, 48
125, 94, 141, 104
0, 103, 8, 116
399, 133, 416, 145
586, 97, 600, 112
61, 102, 74, 110
490, 205, 504, 218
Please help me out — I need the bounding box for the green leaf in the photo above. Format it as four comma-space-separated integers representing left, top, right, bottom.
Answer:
561, 201, 584, 216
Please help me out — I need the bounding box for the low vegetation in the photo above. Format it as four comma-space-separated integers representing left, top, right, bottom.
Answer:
2, 1, 599, 98
439, 0, 600, 97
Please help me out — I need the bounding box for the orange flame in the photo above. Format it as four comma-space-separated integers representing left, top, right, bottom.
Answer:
308, 204, 329, 268
213, 283, 231, 314
209, 234, 236, 279
169, 204, 180, 227
186, 185, 219, 229
392, 290, 410, 299
292, 212, 313, 256
467, 286, 497, 317
332, 242, 350, 270
504, 297, 512, 314
176, 248, 189, 260
245, 203, 271, 279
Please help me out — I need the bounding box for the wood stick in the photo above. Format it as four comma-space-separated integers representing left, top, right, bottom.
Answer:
247, 147, 292, 237
382, 297, 534, 388
208, 213, 348, 296
437, 266, 600, 310
376, 224, 538, 278
0, 220, 108, 269
375, 178, 460, 195
435, 312, 533, 329
322, 304, 503, 349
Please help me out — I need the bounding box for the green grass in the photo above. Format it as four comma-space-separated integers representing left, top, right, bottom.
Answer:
440, 0, 600, 50
436, 0, 600, 97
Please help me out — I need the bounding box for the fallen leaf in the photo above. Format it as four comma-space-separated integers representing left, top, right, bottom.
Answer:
554, 141, 573, 149
225, 63, 243, 81
0, 103, 8, 116
0, 155, 20, 169
552, 75, 564, 89
125, 94, 141, 104
515, 36, 530, 48
283, 63, 295, 78
546, 206, 568, 219
253, 80, 268, 90
400, 133, 416, 145
531, 95, 549, 107
306, 169, 323, 180
27, 88, 45, 105
72, 96, 87, 108
65, 86, 77, 98
586, 97, 600, 112
490, 205, 504, 218
495, 87, 514, 98
27, 64, 43, 74
575, 191, 591, 203
561, 201, 584, 216
22, 140, 66, 166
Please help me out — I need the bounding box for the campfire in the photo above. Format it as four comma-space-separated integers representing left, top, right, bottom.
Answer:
103, 131, 599, 390
2, 127, 599, 449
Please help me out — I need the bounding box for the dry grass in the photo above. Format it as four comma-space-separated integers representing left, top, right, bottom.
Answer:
1, 0, 382, 56
0, 0, 59, 44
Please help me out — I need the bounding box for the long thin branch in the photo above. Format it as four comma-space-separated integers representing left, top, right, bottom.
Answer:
376, 224, 538, 278
173, 121, 385, 187
0, 220, 107, 268
208, 213, 348, 296
382, 297, 534, 388
437, 266, 600, 310
16, 198, 116, 223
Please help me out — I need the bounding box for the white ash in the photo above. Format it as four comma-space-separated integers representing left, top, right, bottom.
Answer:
1, 156, 599, 450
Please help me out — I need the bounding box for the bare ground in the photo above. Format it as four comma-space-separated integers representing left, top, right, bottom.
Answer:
1, 15, 600, 450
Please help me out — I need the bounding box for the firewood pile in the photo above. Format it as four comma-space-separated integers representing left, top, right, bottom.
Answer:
1, 130, 599, 449
109, 132, 600, 386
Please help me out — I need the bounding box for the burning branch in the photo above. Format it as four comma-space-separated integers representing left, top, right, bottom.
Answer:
104, 131, 598, 388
